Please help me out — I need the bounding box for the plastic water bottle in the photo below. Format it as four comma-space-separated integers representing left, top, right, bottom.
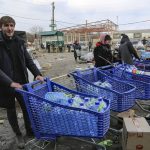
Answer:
67, 98, 74, 106
105, 81, 112, 89
101, 81, 112, 89
66, 94, 73, 98
86, 97, 97, 109
97, 97, 107, 112
84, 97, 90, 103
72, 95, 83, 108
97, 96, 103, 103
79, 103, 87, 109
83, 97, 90, 107
92, 102, 100, 112
45, 92, 69, 105
94, 81, 102, 86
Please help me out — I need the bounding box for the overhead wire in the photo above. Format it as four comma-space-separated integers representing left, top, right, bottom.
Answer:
119, 20, 150, 26
1, 12, 150, 28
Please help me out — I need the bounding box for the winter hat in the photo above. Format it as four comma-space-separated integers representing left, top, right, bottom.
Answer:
99, 33, 111, 44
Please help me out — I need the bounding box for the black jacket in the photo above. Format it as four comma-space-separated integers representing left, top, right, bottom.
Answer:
93, 44, 112, 67
0, 32, 41, 108
119, 37, 140, 65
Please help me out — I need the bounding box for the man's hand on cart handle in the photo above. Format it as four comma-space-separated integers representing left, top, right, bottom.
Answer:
35, 75, 44, 81
10, 82, 22, 89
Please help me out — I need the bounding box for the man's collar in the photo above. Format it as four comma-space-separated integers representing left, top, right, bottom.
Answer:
0, 31, 16, 41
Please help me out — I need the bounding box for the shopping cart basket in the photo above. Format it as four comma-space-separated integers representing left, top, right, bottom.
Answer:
16, 78, 110, 140
99, 64, 150, 100
134, 60, 150, 71
70, 67, 136, 112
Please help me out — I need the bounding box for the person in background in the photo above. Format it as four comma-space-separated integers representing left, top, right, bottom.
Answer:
58, 43, 63, 52
0, 16, 44, 149
119, 34, 140, 65
47, 42, 50, 53
67, 44, 71, 52
94, 33, 113, 67
88, 41, 92, 52
41, 43, 45, 49
73, 40, 81, 62
142, 37, 148, 46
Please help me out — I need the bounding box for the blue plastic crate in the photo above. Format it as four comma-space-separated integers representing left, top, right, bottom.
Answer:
100, 64, 150, 100
70, 68, 136, 112
141, 51, 150, 59
134, 60, 150, 71
16, 78, 110, 140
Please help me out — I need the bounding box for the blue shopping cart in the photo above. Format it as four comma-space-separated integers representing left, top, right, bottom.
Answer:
70, 67, 136, 112
16, 78, 110, 149
134, 60, 150, 71
99, 64, 150, 100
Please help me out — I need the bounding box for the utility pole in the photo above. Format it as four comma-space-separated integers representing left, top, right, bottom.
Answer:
116, 16, 119, 30
50, 2, 56, 31
85, 20, 88, 42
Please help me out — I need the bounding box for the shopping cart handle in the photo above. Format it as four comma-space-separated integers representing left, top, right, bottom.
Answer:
15, 88, 26, 94
98, 65, 114, 70
23, 77, 49, 91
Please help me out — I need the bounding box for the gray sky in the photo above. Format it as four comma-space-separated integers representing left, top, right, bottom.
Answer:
1, 0, 150, 32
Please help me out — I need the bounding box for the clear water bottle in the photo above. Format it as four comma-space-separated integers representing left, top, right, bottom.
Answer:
66, 94, 73, 98
97, 96, 103, 102
86, 97, 97, 109
84, 97, 90, 103
101, 81, 112, 89
45, 92, 69, 105
126, 66, 131, 72
91, 102, 100, 112
94, 81, 102, 86
83, 97, 90, 107
67, 98, 74, 106
79, 103, 87, 109
97, 98, 107, 112
72, 95, 83, 108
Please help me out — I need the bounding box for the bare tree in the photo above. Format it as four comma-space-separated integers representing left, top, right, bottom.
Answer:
30, 25, 44, 50
30, 25, 44, 35
26, 32, 34, 43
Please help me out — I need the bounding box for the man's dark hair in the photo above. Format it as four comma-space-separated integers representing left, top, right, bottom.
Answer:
105, 35, 112, 41
0, 16, 16, 28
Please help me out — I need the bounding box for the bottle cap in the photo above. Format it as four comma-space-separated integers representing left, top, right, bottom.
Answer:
68, 99, 73, 104
95, 102, 100, 105
84, 97, 89, 102
80, 103, 84, 106
98, 96, 103, 101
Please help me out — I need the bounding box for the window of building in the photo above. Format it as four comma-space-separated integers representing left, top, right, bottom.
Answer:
113, 33, 121, 39
134, 33, 141, 38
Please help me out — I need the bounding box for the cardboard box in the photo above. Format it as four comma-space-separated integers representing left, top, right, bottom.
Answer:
122, 117, 150, 150
117, 109, 135, 118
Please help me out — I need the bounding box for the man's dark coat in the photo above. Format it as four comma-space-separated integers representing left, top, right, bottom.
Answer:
0, 32, 41, 108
